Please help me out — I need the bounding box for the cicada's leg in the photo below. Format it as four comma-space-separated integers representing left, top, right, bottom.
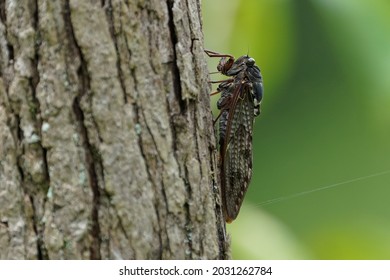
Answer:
208, 79, 234, 97
208, 78, 234, 84
205, 50, 235, 74
213, 109, 225, 126
204, 49, 234, 60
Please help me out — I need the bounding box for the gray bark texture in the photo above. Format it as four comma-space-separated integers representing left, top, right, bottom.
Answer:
0, 0, 228, 259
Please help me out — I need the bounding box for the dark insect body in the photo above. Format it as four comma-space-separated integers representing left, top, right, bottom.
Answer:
205, 50, 263, 223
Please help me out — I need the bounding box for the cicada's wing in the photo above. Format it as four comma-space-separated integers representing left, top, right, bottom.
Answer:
220, 82, 255, 223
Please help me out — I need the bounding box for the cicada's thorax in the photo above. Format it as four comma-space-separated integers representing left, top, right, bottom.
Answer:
219, 55, 264, 118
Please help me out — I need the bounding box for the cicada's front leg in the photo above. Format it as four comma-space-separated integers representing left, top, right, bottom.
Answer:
204, 49, 235, 75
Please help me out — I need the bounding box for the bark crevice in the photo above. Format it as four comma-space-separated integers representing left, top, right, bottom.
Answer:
166, 0, 185, 113
0, 0, 6, 24
65, 0, 102, 259
72, 94, 102, 260
105, 0, 127, 104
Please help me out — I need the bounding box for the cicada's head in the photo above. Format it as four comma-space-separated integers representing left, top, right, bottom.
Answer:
217, 56, 235, 75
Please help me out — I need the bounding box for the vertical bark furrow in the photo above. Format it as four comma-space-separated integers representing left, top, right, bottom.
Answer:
0, 1, 6, 24
65, 0, 102, 259
36, 0, 94, 259
166, 0, 185, 112
29, 2, 51, 260
72, 97, 101, 260
105, 0, 127, 104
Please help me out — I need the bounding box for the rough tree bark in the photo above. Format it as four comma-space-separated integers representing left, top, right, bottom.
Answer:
0, 0, 228, 259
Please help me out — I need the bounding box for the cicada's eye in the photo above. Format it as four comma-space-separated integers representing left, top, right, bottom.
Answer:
246, 57, 255, 67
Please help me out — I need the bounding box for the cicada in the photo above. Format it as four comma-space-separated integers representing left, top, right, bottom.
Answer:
205, 50, 263, 223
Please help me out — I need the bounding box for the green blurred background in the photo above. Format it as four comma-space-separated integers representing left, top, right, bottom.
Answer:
202, 0, 390, 259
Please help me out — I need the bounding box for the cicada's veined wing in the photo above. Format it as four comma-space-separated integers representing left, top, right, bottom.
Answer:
219, 82, 255, 223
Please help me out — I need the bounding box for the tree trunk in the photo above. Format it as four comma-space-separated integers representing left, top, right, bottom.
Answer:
0, 0, 228, 259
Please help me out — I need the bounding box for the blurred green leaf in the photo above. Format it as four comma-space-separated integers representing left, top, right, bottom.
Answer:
228, 203, 312, 259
